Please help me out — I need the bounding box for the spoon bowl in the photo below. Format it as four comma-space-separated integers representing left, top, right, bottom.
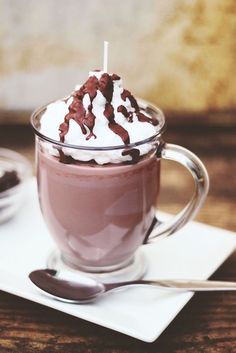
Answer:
29, 269, 106, 303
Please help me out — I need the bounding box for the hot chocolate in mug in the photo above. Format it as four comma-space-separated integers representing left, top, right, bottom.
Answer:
31, 98, 209, 281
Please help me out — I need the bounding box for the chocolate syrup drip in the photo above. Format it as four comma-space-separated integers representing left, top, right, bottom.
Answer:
58, 71, 157, 151
85, 104, 96, 140
103, 102, 114, 120
109, 123, 130, 145
58, 150, 75, 164
99, 73, 114, 102
121, 89, 139, 111
122, 148, 140, 164
137, 111, 159, 126
59, 71, 131, 146
83, 75, 99, 100
59, 99, 86, 141
121, 89, 158, 126
117, 105, 133, 122
111, 73, 120, 81
104, 103, 130, 144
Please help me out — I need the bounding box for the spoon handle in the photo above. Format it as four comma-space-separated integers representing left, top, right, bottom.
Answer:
105, 279, 236, 292
138, 279, 236, 291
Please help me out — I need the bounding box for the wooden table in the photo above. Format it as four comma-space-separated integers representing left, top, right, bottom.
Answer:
0, 114, 236, 353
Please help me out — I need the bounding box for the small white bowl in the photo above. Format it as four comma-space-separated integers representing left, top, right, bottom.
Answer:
0, 148, 31, 223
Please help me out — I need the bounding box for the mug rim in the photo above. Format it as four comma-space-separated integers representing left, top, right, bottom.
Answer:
30, 98, 166, 151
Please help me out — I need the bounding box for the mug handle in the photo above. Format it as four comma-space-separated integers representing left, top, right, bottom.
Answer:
146, 143, 209, 243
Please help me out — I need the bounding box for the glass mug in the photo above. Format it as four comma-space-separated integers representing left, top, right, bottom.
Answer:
31, 99, 209, 281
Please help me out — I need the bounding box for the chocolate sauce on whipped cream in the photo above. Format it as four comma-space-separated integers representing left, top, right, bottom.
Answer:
59, 71, 157, 147
39, 70, 160, 165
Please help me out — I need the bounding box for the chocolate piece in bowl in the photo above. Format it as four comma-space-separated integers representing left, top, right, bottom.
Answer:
0, 170, 20, 192
0, 148, 31, 224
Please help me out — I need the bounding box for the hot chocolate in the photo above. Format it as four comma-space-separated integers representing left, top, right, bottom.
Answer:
38, 151, 160, 269
31, 68, 209, 277
35, 70, 162, 271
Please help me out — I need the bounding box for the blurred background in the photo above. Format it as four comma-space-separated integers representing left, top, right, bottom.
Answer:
0, 0, 235, 116
0, 0, 235, 229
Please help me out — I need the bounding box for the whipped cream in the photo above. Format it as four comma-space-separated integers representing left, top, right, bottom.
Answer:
40, 71, 159, 164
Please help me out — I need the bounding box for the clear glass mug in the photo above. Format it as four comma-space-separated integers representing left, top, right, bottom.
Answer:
31, 99, 209, 281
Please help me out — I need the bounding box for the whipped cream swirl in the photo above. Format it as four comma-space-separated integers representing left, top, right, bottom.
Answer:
40, 71, 159, 164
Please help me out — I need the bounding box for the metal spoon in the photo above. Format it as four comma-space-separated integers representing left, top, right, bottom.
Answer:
29, 269, 236, 303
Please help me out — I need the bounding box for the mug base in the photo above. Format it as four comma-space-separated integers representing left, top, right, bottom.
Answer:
47, 248, 147, 283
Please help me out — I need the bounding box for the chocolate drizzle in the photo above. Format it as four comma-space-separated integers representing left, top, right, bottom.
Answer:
117, 105, 133, 122
59, 73, 122, 143
99, 73, 113, 102
58, 70, 158, 163
122, 148, 140, 164
104, 103, 130, 144
121, 89, 158, 126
